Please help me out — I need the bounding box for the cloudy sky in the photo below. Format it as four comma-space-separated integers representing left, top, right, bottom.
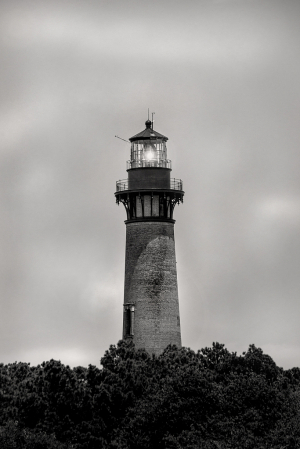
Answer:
1, 0, 300, 369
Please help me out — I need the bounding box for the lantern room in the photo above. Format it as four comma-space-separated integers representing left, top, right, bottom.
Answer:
127, 119, 171, 169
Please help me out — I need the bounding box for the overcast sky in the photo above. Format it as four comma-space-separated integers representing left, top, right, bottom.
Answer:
1, 0, 300, 369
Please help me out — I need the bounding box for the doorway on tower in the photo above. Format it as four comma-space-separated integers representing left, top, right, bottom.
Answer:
123, 304, 135, 338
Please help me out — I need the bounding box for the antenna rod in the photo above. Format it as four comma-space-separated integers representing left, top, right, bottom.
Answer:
148, 108, 149, 120
152, 112, 155, 130
115, 135, 129, 143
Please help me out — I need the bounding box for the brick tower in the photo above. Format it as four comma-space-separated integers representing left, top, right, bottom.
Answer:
115, 118, 184, 356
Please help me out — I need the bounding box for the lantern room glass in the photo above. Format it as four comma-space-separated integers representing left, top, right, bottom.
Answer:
130, 139, 168, 168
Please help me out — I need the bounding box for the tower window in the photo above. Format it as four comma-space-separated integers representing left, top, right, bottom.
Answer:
123, 304, 135, 338
152, 195, 159, 217
144, 195, 151, 216
136, 197, 143, 217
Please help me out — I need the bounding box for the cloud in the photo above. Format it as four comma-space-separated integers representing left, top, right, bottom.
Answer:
256, 197, 300, 226
20, 346, 97, 367
0, 93, 63, 152
80, 270, 121, 314
1, 1, 284, 69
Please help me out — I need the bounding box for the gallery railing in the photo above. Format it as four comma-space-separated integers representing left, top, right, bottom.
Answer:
116, 178, 183, 192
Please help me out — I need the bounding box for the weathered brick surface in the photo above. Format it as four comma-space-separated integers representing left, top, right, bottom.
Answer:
124, 221, 181, 355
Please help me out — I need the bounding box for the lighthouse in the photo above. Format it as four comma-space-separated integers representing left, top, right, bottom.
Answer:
115, 118, 184, 356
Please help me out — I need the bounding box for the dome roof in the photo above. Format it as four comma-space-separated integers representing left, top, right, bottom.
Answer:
129, 120, 168, 142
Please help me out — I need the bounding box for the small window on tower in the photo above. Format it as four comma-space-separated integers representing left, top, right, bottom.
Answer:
144, 195, 151, 216
152, 195, 159, 217
159, 196, 164, 217
167, 196, 171, 218
136, 197, 143, 217
123, 304, 135, 338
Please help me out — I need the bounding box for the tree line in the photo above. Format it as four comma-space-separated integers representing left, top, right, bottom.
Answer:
0, 340, 300, 448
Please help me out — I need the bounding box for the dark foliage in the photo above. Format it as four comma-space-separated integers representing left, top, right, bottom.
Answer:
0, 341, 299, 448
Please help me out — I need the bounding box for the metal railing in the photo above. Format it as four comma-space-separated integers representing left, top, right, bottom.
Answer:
170, 178, 183, 190
116, 179, 128, 191
126, 159, 172, 170
116, 178, 183, 192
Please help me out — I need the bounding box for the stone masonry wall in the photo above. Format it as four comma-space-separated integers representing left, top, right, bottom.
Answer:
124, 221, 181, 355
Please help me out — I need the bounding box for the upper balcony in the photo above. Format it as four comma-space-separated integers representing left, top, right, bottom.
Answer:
116, 177, 183, 192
